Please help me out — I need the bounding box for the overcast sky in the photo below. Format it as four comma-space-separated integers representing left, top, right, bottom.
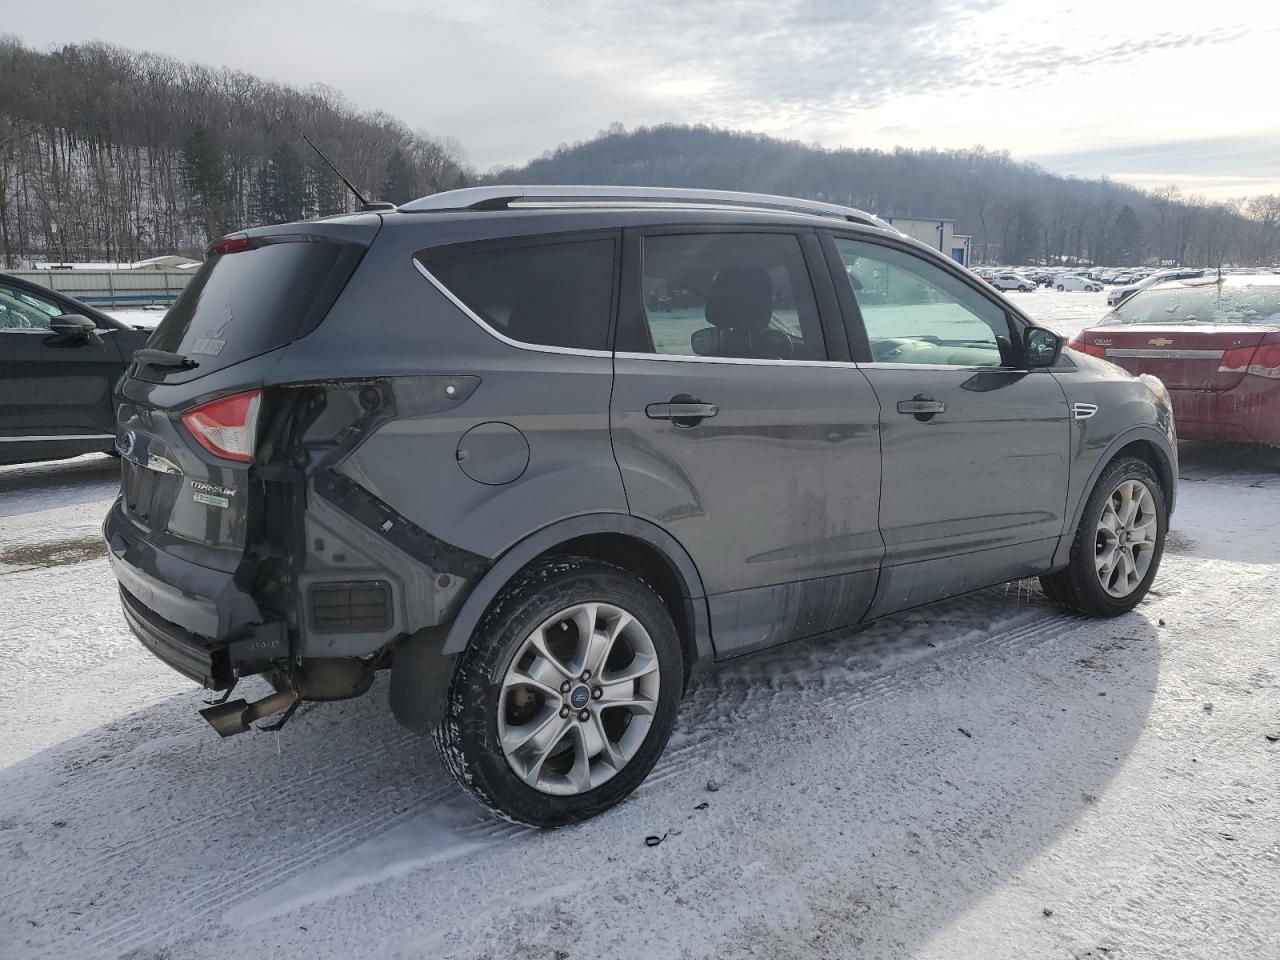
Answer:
10, 0, 1278, 198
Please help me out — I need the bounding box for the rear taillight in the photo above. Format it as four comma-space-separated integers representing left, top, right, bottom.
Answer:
1219, 338, 1280, 379
1068, 335, 1108, 360
181, 390, 262, 462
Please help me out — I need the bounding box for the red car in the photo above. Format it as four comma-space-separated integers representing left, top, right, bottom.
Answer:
1069, 274, 1280, 448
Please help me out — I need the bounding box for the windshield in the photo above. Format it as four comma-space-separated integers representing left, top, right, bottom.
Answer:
1111, 282, 1280, 325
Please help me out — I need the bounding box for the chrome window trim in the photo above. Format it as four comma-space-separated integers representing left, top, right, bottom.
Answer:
1105, 348, 1223, 359
615, 351, 858, 369
0, 433, 113, 442
413, 258, 612, 359
857, 361, 1019, 372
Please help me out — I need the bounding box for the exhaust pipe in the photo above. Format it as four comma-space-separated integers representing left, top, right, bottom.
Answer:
199, 689, 300, 738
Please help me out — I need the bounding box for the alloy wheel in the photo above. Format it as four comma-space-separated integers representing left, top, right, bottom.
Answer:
1095, 478, 1158, 598
498, 602, 660, 796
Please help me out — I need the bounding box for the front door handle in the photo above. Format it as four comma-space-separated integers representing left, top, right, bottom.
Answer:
896, 395, 946, 421
646, 398, 719, 427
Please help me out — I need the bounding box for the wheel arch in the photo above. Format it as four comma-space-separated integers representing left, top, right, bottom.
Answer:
1054, 426, 1177, 569
441, 513, 714, 672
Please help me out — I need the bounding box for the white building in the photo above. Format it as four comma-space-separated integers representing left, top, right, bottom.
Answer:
885, 217, 972, 268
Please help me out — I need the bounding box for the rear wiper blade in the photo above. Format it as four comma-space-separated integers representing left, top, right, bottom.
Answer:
133, 348, 199, 370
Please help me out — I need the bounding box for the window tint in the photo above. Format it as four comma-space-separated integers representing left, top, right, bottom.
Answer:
834, 238, 1012, 367
0, 282, 60, 330
145, 239, 365, 382
624, 233, 826, 361
425, 238, 615, 351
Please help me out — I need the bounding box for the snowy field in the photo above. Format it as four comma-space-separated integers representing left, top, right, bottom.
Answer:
3, 288, 1277, 959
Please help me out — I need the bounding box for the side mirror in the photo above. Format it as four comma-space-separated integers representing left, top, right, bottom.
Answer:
1024, 326, 1062, 369
49, 313, 103, 346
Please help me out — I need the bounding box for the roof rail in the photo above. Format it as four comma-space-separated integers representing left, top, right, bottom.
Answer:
398, 185, 897, 232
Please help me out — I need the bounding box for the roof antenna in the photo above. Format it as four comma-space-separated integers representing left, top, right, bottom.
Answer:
302, 135, 395, 212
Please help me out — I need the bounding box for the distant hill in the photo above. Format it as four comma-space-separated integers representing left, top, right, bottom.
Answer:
492, 124, 1275, 267
0, 37, 469, 265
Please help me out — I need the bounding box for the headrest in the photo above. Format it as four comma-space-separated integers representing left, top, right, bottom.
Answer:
704, 265, 773, 332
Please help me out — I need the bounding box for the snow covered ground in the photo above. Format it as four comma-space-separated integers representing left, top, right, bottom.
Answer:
3, 289, 1277, 959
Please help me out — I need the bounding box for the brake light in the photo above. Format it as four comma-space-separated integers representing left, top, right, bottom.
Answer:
210, 233, 251, 255
1219, 339, 1280, 379
1068, 335, 1108, 360
1219, 345, 1256, 373
181, 390, 262, 462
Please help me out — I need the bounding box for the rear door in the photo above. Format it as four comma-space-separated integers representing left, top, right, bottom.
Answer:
610, 227, 883, 657
0, 277, 122, 464
823, 233, 1071, 617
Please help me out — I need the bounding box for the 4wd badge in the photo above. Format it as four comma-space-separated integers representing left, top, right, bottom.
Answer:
191, 480, 235, 509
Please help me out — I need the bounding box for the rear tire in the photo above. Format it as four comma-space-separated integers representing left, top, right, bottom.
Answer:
435, 556, 683, 827
1040, 456, 1167, 616
1056, 284, 1065, 291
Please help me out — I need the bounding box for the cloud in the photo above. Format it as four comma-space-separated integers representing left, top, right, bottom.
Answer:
3, 0, 1275, 183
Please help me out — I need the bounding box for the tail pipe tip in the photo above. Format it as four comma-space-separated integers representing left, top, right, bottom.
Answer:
199, 689, 301, 738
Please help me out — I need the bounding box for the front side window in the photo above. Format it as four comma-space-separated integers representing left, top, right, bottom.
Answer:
833, 237, 1013, 367
623, 232, 826, 361
0, 282, 60, 330
424, 238, 615, 351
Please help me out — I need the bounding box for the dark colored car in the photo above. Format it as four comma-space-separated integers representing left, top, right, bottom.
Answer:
1071, 274, 1280, 447
0, 272, 151, 465
104, 186, 1177, 826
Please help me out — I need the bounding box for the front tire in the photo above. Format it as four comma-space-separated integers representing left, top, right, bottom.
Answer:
1056, 284, 1066, 291
435, 556, 683, 827
1041, 456, 1167, 616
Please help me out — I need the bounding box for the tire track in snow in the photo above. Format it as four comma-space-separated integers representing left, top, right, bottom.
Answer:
21, 552, 1271, 959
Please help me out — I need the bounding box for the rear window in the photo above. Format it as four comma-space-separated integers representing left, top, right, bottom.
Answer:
142, 238, 365, 380
421, 238, 615, 351
1111, 283, 1280, 325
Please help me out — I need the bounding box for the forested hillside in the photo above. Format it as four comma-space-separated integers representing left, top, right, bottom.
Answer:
493, 124, 1280, 267
0, 37, 469, 264
3, 35, 1278, 269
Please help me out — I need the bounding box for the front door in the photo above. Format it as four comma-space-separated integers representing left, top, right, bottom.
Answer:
610, 228, 883, 657
0, 278, 124, 464
824, 234, 1071, 617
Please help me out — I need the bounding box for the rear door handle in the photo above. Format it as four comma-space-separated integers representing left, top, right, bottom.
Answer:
896, 395, 946, 421
645, 400, 719, 426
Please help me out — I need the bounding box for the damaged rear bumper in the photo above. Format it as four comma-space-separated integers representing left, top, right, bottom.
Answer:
105, 499, 288, 689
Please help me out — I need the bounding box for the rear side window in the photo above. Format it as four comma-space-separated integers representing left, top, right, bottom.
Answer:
620, 232, 826, 361
143, 239, 365, 381
422, 238, 616, 351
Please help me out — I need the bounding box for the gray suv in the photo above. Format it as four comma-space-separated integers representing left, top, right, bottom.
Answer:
105, 186, 1176, 826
